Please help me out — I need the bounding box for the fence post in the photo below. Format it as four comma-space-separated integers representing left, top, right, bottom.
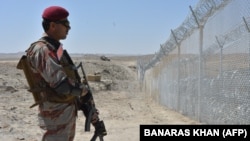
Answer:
215, 36, 224, 76
190, 5, 203, 122
243, 17, 250, 97
171, 29, 181, 111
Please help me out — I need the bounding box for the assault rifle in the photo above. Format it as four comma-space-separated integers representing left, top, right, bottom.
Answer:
61, 50, 107, 141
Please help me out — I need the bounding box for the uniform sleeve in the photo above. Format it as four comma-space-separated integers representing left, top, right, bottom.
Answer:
27, 43, 82, 96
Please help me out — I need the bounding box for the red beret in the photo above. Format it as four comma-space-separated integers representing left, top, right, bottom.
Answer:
42, 6, 69, 21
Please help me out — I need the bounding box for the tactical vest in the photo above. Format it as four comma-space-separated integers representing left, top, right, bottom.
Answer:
17, 40, 78, 108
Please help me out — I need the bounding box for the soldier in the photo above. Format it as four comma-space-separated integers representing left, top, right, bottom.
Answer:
24, 6, 89, 141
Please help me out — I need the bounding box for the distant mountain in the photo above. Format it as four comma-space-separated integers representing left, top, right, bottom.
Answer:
0, 52, 154, 61
0, 52, 25, 59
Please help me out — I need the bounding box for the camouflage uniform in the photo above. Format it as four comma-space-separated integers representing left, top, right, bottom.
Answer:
39, 102, 76, 141
20, 5, 106, 141
26, 35, 82, 141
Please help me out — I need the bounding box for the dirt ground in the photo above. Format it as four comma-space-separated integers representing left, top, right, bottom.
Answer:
0, 54, 200, 141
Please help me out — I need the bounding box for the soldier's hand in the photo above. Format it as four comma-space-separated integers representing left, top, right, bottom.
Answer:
80, 84, 88, 96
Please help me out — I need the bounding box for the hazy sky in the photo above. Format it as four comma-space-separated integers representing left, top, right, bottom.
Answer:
1, 0, 199, 55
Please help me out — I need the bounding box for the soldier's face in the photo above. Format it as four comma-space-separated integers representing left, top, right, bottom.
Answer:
53, 18, 71, 40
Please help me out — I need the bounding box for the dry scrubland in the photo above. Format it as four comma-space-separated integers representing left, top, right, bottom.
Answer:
0, 53, 199, 141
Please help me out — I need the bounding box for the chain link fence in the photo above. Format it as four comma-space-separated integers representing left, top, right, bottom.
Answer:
138, 0, 250, 124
